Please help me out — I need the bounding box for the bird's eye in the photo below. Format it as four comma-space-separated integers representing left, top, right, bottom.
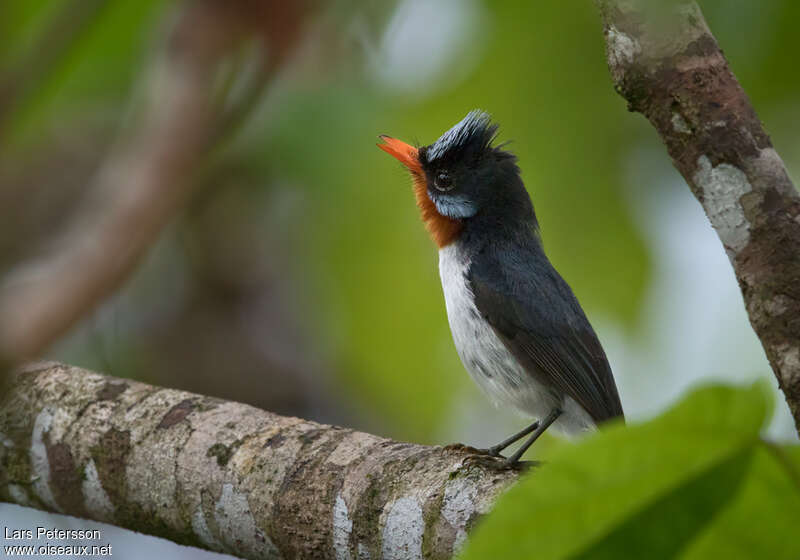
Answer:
434, 171, 453, 191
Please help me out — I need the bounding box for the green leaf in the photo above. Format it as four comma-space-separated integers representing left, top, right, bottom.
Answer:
574, 448, 753, 559
680, 443, 800, 560
460, 382, 779, 560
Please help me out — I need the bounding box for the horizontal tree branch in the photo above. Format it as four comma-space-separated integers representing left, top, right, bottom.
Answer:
595, 0, 800, 431
0, 363, 519, 559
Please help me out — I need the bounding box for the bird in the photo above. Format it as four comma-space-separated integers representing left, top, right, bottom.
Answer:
377, 110, 624, 465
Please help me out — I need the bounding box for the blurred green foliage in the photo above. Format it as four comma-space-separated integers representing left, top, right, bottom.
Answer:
1, 0, 799, 444
462, 383, 800, 559
1, 0, 167, 146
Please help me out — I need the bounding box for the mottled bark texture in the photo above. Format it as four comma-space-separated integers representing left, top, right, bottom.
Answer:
0, 363, 518, 559
596, 1, 800, 431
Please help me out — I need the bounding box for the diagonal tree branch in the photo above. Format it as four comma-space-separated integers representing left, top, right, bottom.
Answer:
595, 0, 800, 432
0, 362, 518, 559
0, 0, 309, 369
0, 1, 232, 366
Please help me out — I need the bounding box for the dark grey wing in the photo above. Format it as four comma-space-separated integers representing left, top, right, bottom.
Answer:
468, 249, 624, 423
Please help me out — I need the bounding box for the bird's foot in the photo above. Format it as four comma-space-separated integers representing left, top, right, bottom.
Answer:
461, 452, 506, 470
444, 442, 503, 457
478, 444, 504, 457
459, 450, 539, 472
444, 442, 489, 455
503, 458, 540, 472
445, 442, 540, 471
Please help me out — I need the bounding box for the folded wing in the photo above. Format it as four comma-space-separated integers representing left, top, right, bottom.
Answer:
468, 252, 624, 423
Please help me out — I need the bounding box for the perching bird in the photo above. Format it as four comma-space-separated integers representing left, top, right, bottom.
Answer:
378, 110, 624, 465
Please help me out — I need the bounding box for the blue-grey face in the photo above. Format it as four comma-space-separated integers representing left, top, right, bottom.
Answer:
418, 110, 503, 219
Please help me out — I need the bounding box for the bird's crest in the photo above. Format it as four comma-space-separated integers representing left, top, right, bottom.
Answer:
424, 110, 498, 163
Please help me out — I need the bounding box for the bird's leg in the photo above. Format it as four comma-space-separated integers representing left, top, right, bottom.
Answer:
504, 408, 562, 466
481, 420, 540, 457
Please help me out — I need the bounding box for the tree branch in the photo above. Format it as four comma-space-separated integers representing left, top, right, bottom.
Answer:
0, 2, 230, 365
0, 362, 518, 559
0, 0, 309, 367
595, 0, 800, 431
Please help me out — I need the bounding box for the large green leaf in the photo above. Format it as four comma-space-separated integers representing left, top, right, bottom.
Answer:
461, 383, 800, 559
680, 443, 800, 560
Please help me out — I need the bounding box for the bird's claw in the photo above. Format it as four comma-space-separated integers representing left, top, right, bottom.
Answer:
444, 442, 488, 455
502, 458, 540, 471
446, 442, 540, 471
445, 442, 504, 457
479, 445, 504, 457
461, 452, 506, 470
460, 452, 539, 472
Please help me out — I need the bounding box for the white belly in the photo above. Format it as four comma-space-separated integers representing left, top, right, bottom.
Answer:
438, 244, 594, 434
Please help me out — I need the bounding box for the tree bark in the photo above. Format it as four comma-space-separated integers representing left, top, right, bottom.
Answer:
595, 0, 800, 431
0, 362, 518, 559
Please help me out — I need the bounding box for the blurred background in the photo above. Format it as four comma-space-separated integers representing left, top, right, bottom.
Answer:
1, 0, 799, 557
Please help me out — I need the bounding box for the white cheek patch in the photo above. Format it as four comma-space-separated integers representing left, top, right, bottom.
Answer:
433, 194, 477, 219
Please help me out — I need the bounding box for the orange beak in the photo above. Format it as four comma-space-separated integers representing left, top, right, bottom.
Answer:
377, 135, 423, 176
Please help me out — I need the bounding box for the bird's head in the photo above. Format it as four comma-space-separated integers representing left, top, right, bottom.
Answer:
378, 110, 528, 247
